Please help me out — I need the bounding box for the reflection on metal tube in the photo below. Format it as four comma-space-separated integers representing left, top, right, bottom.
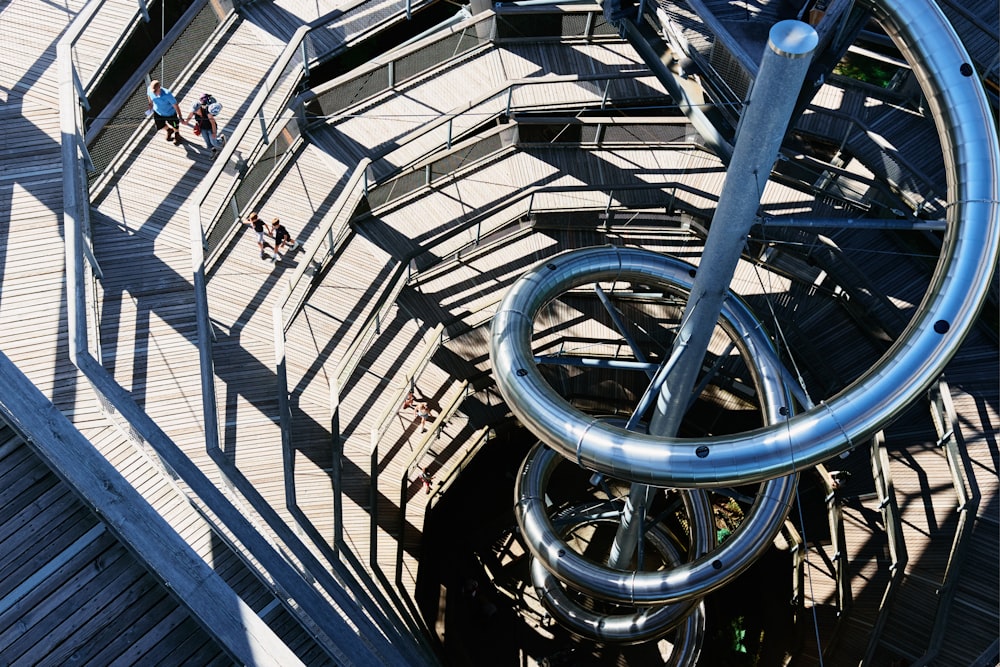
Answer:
491, 0, 998, 489
529, 501, 706, 643
510, 250, 798, 607
490, 0, 998, 646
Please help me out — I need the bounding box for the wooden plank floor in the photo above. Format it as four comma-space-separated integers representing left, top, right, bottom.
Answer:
2, 0, 997, 665
0, 422, 233, 665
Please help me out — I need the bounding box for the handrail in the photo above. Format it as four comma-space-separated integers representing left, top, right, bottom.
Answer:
369, 151, 718, 281
304, 10, 498, 120
335, 262, 413, 393
916, 379, 980, 666
428, 425, 495, 507
861, 430, 908, 666
370, 323, 446, 456
0, 354, 304, 667
71, 0, 152, 100
274, 158, 373, 330
86, 0, 219, 195
815, 464, 852, 613
367, 324, 446, 568
783, 520, 806, 614
395, 380, 472, 577
370, 71, 665, 180
61, 6, 417, 665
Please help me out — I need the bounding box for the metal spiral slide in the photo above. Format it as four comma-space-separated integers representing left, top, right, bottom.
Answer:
489, 0, 999, 651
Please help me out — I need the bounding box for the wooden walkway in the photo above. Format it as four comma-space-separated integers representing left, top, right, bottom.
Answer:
0, 421, 233, 665
1, 0, 996, 665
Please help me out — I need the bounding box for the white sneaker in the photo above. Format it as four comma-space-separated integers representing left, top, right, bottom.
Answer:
272, 255, 280, 263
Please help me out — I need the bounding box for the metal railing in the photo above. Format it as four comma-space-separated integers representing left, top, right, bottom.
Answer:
60, 4, 420, 665
366, 69, 670, 180
368, 324, 446, 567
86, 0, 229, 191
916, 379, 980, 666
816, 464, 852, 614
273, 158, 373, 330
304, 11, 497, 121
861, 430, 908, 666
395, 380, 474, 580
861, 380, 980, 666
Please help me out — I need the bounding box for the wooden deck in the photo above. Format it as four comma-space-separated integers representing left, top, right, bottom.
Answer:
0, 421, 234, 665
1, 0, 997, 665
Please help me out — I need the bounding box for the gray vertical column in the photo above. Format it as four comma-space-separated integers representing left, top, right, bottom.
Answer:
608, 21, 819, 569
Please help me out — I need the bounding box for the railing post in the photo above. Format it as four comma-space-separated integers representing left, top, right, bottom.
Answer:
331, 380, 343, 557
78, 138, 95, 173
73, 67, 90, 112
388, 60, 395, 88
370, 442, 379, 568
447, 118, 453, 149
274, 306, 295, 511
258, 108, 270, 145
190, 205, 220, 453
300, 39, 310, 81
137, 0, 150, 22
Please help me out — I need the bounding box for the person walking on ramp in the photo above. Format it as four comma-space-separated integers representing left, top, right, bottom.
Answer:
242, 212, 269, 260
269, 218, 300, 263
146, 80, 184, 145
185, 93, 225, 158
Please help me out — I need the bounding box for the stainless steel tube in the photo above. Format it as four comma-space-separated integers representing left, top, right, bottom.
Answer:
490, 0, 999, 489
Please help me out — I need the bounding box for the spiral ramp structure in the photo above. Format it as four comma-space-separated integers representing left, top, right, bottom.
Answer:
489, 0, 998, 660
1, 0, 997, 665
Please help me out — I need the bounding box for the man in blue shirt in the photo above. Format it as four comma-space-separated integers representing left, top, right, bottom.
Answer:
146, 80, 184, 145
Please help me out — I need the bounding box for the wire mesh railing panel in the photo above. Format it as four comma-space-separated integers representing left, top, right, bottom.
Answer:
708, 39, 752, 104
366, 169, 426, 209
87, 3, 223, 183
204, 132, 295, 255
601, 122, 691, 144
394, 28, 485, 81
260, 44, 311, 131
495, 11, 602, 40
428, 133, 506, 181
590, 12, 618, 36
319, 65, 392, 116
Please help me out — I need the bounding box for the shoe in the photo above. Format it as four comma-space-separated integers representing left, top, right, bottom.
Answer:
210, 148, 218, 159
174, 134, 183, 145
421, 427, 427, 433
260, 252, 267, 260
165, 132, 174, 142
218, 134, 226, 146
272, 255, 280, 263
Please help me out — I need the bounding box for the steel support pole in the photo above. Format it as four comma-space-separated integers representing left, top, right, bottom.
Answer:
608, 21, 819, 570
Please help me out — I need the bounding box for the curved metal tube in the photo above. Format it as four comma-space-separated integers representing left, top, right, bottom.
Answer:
530, 477, 714, 642
490, 0, 997, 647
491, 0, 998, 487
509, 249, 798, 604
531, 562, 707, 665
518, 446, 796, 605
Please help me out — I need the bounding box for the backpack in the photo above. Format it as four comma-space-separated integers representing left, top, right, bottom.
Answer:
191, 94, 222, 116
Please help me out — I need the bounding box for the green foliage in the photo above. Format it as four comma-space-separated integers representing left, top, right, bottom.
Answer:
835, 53, 897, 88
